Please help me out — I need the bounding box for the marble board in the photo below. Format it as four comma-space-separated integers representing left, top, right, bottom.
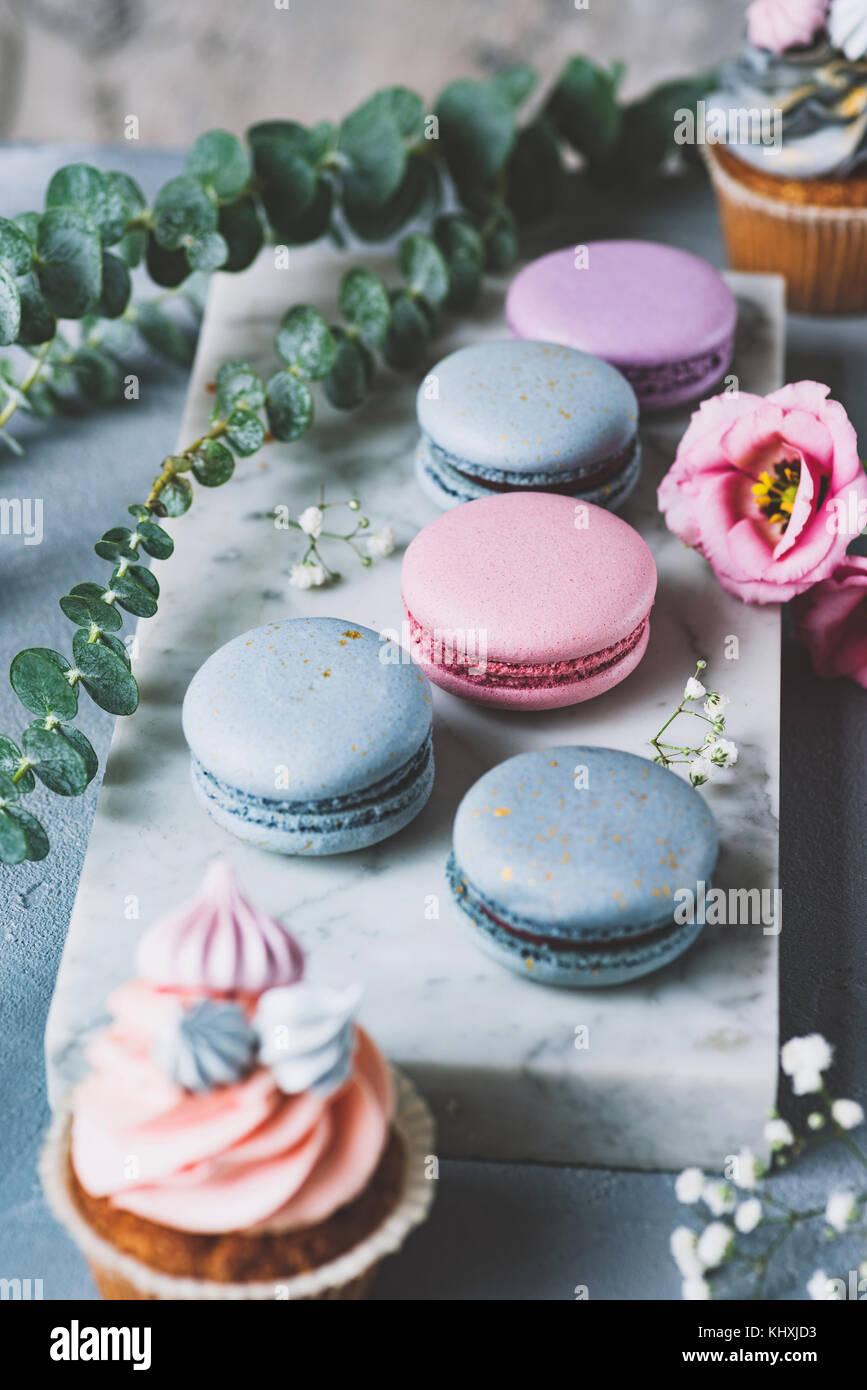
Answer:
45, 247, 784, 1170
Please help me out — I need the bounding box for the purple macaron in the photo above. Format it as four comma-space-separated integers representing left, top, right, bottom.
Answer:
505, 240, 737, 413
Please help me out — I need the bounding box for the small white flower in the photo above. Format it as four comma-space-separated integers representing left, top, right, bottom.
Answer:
825, 1190, 857, 1233
709, 738, 739, 768
298, 505, 324, 538
703, 1180, 737, 1216
735, 1198, 763, 1234
831, 1098, 865, 1131
732, 1147, 763, 1190
807, 1269, 845, 1301
682, 1276, 712, 1300
365, 525, 395, 559
289, 560, 327, 590
689, 756, 713, 787
704, 692, 729, 717
781, 1034, 834, 1095
764, 1117, 794, 1149
684, 676, 706, 700
808, 1112, 826, 1130
675, 1167, 706, 1204
697, 1221, 734, 1270
670, 1226, 703, 1277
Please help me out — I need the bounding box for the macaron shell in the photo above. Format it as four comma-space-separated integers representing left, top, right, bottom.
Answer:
417, 339, 639, 476
401, 492, 657, 664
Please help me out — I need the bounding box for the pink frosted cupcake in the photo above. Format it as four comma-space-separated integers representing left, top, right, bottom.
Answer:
41, 860, 434, 1301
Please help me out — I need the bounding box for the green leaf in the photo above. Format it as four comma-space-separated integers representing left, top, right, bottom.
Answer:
186, 231, 228, 273
36, 208, 103, 317
14, 212, 41, 244
436, 79, 516, 190
72, 628, 139, 715
185, 129, 250, 198
105, 170, 146, 219
339, 266, 391, 349
275, 305, 337, 379
360, 87, 426, 140
248, 120, 333, 164
116, 228, 147, 269
2, 805, 48, 862
133, 518, 173, 560
0, 217, 34, 276
156, 475, 193, 517
56, 722, 98, 784
60, 584, 123, 631
611, 74, 717, 181
94, 526, 138, 562
108, 565, 158, 617
153, 176, 218, 251
71, 346, 122, 405
338, 95, 408, 207
22, 722, 90, 796
0, 266, 21, 346
134, 300, 193, 366
218, 197, 264, 272
399, 232, 450, 309
251, 137, 317, 220
546, 56, 623, 165
14, 274, 56, 346
45, 163, 128, 246
10, 648, 78, 719
265, 370, 314, 441
342, 155, 438, 242
434, 215, 485, 308
0, 734, 35, 793
191, 437, 235, 485
0, 809, 27, 864
324, 330, 373, 410
145, 235, 189, 288
224, 408, 264, 457
0, 771, 19, 801
95, 252, 132, 318
216, 360, 265, 414
264, 176, 333, 245
479, 202, 519, 270
383, 291, 430, 369
94, 631, 130, 667
491, 65, 538, 107
506, 120, 563, 224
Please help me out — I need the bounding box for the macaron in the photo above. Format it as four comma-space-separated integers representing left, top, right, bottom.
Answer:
401, 492, 656, 710
415, 339, 641, 512
505, 240, 737, 412
182, 617, 434, 855
447, 747, 719, 987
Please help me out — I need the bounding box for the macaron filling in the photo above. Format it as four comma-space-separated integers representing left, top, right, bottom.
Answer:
623, 339, 735, 405
418, 430, 641, 496
191, 730, 433, 836
405, 609, 650, 689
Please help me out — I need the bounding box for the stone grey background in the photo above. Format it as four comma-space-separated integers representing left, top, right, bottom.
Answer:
0, 0, 750, 147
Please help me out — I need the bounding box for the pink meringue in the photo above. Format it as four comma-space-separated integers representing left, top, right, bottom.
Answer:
746, 0, 830, 53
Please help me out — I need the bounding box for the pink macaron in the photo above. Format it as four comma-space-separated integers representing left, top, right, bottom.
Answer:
401, 492, 657, 710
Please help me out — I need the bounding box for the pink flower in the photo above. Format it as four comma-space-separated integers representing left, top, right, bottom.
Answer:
658, 382, 867, 604
747, 0, 830, 53
792, 557, 867, 686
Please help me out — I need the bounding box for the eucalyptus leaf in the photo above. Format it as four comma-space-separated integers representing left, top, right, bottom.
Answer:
436, 79, 516, 190
0, 217, 34, 276
383, 291, 430, 369
56, 722, 98, 784
60, 585, 123, 632
5, 805, 49, 861
216, 360, 265, 414
115, 227, 147, 269
94, 631, 131, 667
35, 208, 103, 318
247, 120, 333, 164
153, 176, 218, 251
10, 648, 78, 719
14, 275, 55, 346
506, 120, 563, 224
72, 629, 140, 715
0, 733, 35, 794
491, 64, 538, 107
546, 56, 623, 166
224, 408, 265, 457
145, 235, 189, 289
218, 197, 264, 272
134, 518, 173, 560
434, 215, 485, 308
0, 266, 21, 346
342, 155, 437, 242
399, 232, 450, 309
360, 86, 426, 140
191, 437, 235, 486
186, 129, 250, 199
338, 97, 407, 207
0, 771, 19, 801
71, 346, 122, 405
155, 474, 193, 517
105, 170, 146, 220
275, 305, 337, 379
480, 203, 519, 270
135, 300, 193, 366
339, 266, 391, 349
263, 175, 333, 245
46, 163, 127, 246
96, 251, 132, 318
324, 331, 373, 410
186, 231, 228, 273
265, 370, 314, 441
0, 809, 27, 864
94, 526, 138, 563
251, 138, 316, 219
22, 722, 90, 796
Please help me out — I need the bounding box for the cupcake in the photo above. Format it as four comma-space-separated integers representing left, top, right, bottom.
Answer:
704, 0, 867, 312
41, 859, 434, 1300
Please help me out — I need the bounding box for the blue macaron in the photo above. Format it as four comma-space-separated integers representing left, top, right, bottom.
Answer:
415, 339, 641, 511
447, 746, 719, 987
182, 618, 434, 855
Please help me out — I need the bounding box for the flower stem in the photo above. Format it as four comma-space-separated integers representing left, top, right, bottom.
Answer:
0, 341, 52, 431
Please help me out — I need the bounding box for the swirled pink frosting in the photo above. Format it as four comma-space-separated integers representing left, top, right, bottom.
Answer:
71, 981, 393, 1233
135, 858, 304, 996
746, 0, 830, 52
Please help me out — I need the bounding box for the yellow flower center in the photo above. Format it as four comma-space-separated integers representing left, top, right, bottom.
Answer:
751, 461, 800, 528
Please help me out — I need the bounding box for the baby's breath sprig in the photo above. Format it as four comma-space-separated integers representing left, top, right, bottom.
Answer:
650, 661, 738, 787
269, 492, 395, 589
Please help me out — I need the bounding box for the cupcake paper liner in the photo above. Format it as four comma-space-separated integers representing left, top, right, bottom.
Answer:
40, 1067, 435, 1301
705, 145, 867, 315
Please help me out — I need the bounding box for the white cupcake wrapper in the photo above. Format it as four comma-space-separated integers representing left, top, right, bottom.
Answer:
704, 145, 867, 224
40, 1067, 435, 1301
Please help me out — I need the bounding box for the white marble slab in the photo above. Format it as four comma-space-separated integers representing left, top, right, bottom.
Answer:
45, 248, 784, 1170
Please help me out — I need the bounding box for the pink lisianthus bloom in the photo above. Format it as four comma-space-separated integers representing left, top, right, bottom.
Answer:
792, 557, 867, 686
658, 382, 867, 603
746, 0, 830, 53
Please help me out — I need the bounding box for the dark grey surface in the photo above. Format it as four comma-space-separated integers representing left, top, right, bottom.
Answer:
0, 146, 865, 1302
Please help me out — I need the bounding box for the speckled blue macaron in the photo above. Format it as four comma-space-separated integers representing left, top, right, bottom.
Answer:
447, 746, 719, 987
182, 618, 434, 855
415, 339, 641, 511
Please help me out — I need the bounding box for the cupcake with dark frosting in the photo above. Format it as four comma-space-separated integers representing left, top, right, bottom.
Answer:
41, 859, 434, 1300
705, 0, 867, 311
